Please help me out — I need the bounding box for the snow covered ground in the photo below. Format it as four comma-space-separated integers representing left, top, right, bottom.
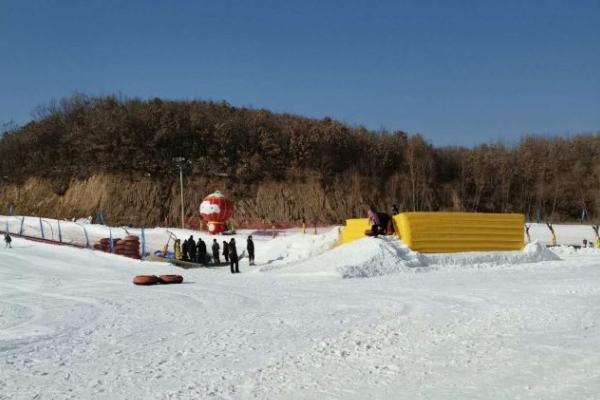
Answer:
1, 219, 600, 399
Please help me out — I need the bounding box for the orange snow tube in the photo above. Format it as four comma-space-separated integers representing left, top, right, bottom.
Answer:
158, 275, 184, 284
132, 275, 160, 285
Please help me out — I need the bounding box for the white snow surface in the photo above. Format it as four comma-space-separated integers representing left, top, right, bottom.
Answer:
1, 219, 600, 399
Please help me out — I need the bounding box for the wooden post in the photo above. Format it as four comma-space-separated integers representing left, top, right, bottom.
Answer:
546, 223, 556, 246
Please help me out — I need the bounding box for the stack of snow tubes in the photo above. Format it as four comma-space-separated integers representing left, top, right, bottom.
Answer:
93, 237, 118, 252
92, 235, 140, 259
114, 235, 141, 259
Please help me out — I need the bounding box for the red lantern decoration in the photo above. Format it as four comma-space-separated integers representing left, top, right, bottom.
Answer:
199, 191, 234, 234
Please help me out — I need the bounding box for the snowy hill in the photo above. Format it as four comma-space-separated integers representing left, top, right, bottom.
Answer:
1, 220, 600, 398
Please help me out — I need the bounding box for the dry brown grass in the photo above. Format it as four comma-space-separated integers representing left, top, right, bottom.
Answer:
0, 173, 404, 226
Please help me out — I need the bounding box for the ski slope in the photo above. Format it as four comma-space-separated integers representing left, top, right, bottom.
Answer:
1, 221, 600, 399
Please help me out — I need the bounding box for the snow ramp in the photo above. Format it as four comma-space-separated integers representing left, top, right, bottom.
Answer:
261, 237, 558, 279
261, 236, 427, 278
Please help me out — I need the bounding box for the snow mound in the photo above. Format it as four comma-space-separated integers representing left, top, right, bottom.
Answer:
262, 236, 428, 278
265, 239, 562, 279
257, 227, 341, 267
427, 241, 560, 268
548, 245, 600, 256
335, 238, 427, 279
523, 241, 562, 261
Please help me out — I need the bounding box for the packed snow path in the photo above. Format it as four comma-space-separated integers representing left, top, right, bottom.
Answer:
1, 234, 600, 399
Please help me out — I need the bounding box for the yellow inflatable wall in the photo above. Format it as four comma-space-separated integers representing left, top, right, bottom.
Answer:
340, 218, 370, 244
393, 212, 524, 253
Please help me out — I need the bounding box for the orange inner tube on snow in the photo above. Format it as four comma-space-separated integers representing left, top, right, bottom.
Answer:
133, 275, 160, 285
159, 275, 184, 284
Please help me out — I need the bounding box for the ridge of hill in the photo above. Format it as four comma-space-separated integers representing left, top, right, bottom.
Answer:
0, 95, 599, 225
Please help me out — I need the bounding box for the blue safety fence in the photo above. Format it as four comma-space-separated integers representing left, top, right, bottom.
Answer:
0, 215, 173, 259
141, 227, 146, 257
109, 228, 114, 253
39, 217, 45, 239
57, 220, 63, 243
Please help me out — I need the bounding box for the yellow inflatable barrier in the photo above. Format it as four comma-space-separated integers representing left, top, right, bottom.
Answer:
340, 218, 370, 244
393, 212, 524, 253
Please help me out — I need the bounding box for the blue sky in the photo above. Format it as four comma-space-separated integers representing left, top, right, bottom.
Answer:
0, 0, 598, 146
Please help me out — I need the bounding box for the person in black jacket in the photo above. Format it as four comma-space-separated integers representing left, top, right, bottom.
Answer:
229, 238, 239, 273
181, 238, 189, 261
196, 238, 207, 265
4, 232, 12, 248
377, 212, 392, 235
223, 240, 229, 263
247, 235, 255, 265
188, 235, 196, 263
212, 239, 220, 264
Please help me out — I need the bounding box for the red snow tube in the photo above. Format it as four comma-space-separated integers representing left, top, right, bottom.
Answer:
158, 275, 184, 284
133, 275, 160, 285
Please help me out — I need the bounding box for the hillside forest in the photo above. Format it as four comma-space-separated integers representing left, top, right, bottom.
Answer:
0, 95, 598, 226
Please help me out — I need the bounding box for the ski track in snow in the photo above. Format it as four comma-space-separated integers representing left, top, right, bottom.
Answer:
1, 223, 600, 399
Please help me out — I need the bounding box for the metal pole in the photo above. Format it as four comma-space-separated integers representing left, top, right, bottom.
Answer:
179, 164, 185, 229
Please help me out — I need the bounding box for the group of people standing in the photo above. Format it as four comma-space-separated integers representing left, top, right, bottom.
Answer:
176, 236, 208, 264
174, 234, 255, 274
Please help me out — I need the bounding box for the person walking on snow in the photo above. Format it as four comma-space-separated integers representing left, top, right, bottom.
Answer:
247, 235, 255, 265
4, 232, 12, 248
212, 239, 220, 264
223, 240, 229, 263
229, 238, 239, 273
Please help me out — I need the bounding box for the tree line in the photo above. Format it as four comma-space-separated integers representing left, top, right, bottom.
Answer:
0, 94, 598, 223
